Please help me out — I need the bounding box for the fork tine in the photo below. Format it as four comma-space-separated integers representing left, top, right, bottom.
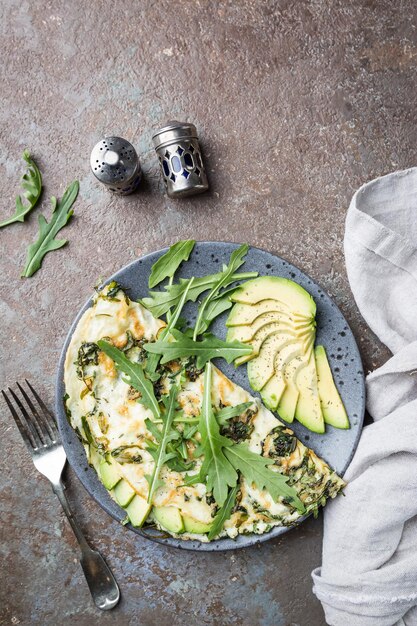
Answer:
2, 389, 38, 450
7, 387, 45, 448
16, 382, 54, 443
24, 380, 59, 440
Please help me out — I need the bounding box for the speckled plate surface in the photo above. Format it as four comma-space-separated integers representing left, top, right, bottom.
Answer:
55, 242, 365, 551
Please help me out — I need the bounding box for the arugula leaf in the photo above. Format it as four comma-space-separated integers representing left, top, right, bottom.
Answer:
197, 363, 238, 506
144, 329, 253, 369
215, 402, 253, 426
196, 292, 234, 334
146, 278, 194, 375
148, 240, 195, 288
0, 150, 42, 228
224, 443, 305, 513
193, 244, 249, 340
207, 483, 239, 540
21, 180, 79, 277
141, 271, 258, 318
145, 385, 179, 503
97, 340, 160, 420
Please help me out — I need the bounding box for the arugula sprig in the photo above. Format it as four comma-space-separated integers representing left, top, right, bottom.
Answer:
145, 385, 179, 503
224, 444, 305, 512
141, 270, 257, 318
21, 180, 79, 277
197, 362, 238, 506
97, 340, 160, 419
0, 150, 42, 229
146, 278, 194, 376
196, 362, 305, 519
149, 240, 195, 288
193, 244, 249, 340
208, 483, 239, 541
144, 329, 253, 369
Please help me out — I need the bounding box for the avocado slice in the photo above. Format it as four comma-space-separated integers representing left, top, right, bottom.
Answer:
226, 299, 312, 327
182, 515, 213, 534
259, 344, 304, 410
276, 344, 314, 422
153, 506, 184, 534
99, 456, 121, 490
125, 494, 152, 527
230, 277, 316, 318
294, 353, 325, 433
113, 479, 136, 507
226, 311, 315, 344
247, 333, 303, 391
231, 322, 312, 367
86, 444, 102, 474
315, 345, 349, 429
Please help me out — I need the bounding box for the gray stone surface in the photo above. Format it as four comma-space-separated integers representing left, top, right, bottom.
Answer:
0, 1, 416, 624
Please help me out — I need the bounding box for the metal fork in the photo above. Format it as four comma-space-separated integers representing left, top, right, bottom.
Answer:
2, 380, 120, 610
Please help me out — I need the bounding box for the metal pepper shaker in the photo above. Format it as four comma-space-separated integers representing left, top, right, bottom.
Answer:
152, 121, 209, 198
90, 137, 142, 195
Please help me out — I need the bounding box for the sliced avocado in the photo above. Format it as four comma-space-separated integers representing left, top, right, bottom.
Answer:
259, 344, 304, 410
230, 323, 302, 367
226, 311, 315, 344
182, 514, 213, 534
260, 375, 286, 410
99, 457, 121, 490
153, 506, 184, 534
315, 345, 350, 429
230, 277, 316, 318
226, 299, 312, 327
294, 353, 325, 433
113, 479, 136, 507
88, 445, 102, 474
125, 494, 152, 527
247, 333, 302, 391
276, 345, 314, 422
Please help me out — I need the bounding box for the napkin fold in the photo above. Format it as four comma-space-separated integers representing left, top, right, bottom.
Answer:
311, 167, 417, 626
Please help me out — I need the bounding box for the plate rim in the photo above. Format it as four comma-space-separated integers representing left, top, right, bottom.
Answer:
55, 241, 365, 552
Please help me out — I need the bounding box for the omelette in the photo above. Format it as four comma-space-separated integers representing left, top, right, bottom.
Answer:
64, 282, 345, 541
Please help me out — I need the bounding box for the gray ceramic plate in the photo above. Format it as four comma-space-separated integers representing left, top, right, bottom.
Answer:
55, 242, 365, 551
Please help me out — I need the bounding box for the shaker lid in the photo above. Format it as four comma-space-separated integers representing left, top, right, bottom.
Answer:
90, 137, 139, 185
152, 121, 198, 149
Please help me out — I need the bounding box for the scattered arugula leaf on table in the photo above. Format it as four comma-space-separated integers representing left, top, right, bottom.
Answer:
97, 339, 160, 420
144, 329, 253, 369
21, 180, 79, 278
148, 240, 195, 288
0, 150, 42, 229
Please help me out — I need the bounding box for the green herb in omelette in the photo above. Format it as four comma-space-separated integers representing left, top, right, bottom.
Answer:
21, 180, 79, 278
148, 240, 195, 288
0, 150, 42, 229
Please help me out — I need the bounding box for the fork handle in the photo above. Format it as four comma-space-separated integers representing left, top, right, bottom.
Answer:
52, 481, 120, 610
